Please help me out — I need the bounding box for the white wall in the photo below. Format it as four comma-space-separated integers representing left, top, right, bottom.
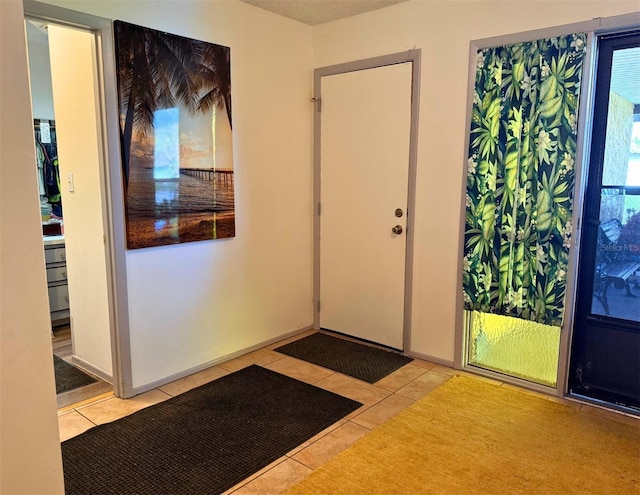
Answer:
48, 25, 113, 378
0, 0, 65, 492
42, 0, 315, 389
314, 0, 640, 363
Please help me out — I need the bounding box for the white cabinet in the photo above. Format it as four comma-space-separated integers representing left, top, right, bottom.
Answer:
44, 246, 66, 264
46, 266, 67, 283
44, 239, 70, 326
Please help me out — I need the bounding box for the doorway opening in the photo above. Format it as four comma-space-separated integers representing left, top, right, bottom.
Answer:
25, 19, 115, 408
569, 31, 640, 412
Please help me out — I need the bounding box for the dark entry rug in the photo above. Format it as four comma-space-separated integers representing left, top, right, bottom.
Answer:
275, 332, 413, 383
61, 365, 362, 495
53, 354, 97, 394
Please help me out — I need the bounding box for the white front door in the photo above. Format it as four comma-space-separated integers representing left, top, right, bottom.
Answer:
319, 62, 412, 350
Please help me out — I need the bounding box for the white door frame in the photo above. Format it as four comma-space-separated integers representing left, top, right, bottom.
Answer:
313, 50, 421, 352
24, 0, 133, 398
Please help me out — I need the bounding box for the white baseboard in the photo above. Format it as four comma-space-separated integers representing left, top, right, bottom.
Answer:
408, 350, 455, 368
130, 325, 315, 397
71, 355, 113, 384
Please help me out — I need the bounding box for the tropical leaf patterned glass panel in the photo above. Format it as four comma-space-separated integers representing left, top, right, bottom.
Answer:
463, 34, 587, 326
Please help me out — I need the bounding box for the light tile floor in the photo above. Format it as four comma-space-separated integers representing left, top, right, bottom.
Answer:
57, 330, 638, 494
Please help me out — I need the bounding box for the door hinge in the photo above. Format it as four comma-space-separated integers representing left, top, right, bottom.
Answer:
317, 203, 321, 215
316, 300, 321, 313
311, 96, 321, 112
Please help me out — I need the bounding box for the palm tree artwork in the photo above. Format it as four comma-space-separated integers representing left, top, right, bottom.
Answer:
114, 21, 234, 249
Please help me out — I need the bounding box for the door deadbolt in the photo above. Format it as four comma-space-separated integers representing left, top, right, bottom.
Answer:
392, 225, 403, 235
395, 208, 404, 218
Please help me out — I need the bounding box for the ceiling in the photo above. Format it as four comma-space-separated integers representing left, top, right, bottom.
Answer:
26, 4, 638, 105
238, 0, 409, 26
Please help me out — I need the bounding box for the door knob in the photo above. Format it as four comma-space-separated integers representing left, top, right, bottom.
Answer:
392, 225, 403, 235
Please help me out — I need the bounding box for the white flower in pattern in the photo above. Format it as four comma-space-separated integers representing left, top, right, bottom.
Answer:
541, 62, 550, 78
468, 156, 477, 174
563, 220, 572, 248
514, 288, 524, 308
561, 152, 574, 171
538, 129, 552, 152
462, 256, 471, 272
571, 37, 585, 52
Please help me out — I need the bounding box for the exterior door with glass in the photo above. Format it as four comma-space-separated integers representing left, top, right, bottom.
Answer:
569, 32, 640, 410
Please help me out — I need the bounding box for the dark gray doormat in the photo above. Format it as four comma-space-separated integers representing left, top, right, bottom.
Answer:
275, 332, 413, 383
53, 354, 97, 394
61, 365, 361, 495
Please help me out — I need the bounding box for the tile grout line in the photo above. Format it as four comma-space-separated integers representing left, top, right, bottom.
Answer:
58, 332, 460, 493
73, 408, 98, 428
224, 456, 290, 494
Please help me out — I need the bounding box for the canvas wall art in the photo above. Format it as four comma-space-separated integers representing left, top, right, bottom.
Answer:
114, 21, 234, 249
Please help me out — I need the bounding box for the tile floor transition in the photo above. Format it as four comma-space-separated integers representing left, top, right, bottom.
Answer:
57, 330, 639, 494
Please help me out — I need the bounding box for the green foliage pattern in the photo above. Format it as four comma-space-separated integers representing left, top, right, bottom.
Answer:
463, 34, 587, 326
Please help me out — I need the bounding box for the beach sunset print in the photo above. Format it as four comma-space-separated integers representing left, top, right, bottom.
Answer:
114, 21, 234, 249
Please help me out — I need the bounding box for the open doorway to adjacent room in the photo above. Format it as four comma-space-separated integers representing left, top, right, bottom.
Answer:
25, 19, 115, 408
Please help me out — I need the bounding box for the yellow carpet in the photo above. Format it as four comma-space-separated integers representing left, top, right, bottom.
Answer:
286, 375, 639, 494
